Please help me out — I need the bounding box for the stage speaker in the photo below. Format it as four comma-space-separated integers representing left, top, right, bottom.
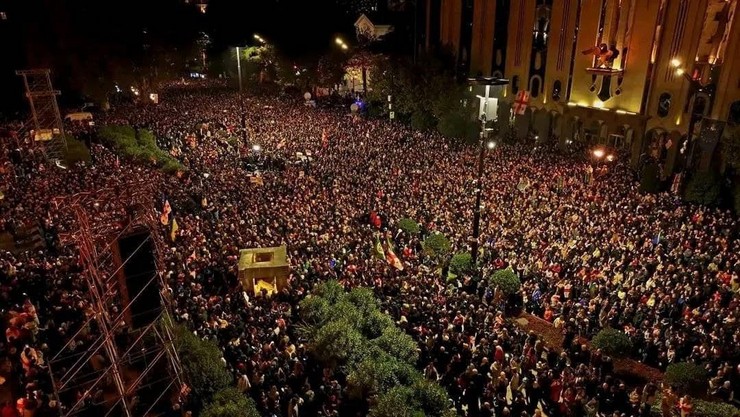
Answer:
116, 231, 162, 329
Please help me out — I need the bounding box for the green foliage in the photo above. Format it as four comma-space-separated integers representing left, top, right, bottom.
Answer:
684, 171, 722, 206
62, 135, 92, 165
590, 328, 633, 358
449, 252, 474, 276
398, 218, 420, 235
422, 233, 451, 260
652, 393, 740, 417
436, 111, 479, 140
489, 267, 521, 295
664, 362, 709, 396
301, 281, 449, 414
201, 388, 260, 417
370, 381, 456, 417
372, 326, 419, 365
172, 324, 231, 402
99, 125, 185, 174
366, 53, 474, 140
639, 162, 661, 194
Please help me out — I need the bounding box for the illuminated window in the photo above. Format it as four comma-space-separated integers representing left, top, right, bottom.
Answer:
657, 93, 671, 118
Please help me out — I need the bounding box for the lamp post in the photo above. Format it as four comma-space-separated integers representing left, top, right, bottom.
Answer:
468, 77, 508, 266
670, 59, 705, 186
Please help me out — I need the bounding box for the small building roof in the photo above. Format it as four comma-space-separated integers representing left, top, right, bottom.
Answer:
238, 245, 288, 271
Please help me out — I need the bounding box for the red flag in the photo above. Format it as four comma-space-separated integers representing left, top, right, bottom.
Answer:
513, 91, 530, 115
385, 237, 404, 270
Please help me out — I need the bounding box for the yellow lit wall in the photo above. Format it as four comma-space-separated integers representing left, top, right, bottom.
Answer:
470, 0, 495, 76
505, 0, 536, 95
645, 0, 709, 134
570, 0, 662, 113
440, 0, 462, 57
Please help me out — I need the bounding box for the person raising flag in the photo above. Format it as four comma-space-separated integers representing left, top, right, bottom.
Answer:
371, 234, 385, 261
385, 236, 404, 271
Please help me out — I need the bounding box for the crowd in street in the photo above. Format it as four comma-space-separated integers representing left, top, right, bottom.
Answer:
1, 85, 738, 417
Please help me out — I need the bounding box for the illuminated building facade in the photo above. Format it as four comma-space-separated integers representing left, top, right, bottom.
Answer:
425, 0, 740, 171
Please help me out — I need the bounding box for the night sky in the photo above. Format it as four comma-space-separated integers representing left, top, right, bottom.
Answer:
0, 0, 357, 114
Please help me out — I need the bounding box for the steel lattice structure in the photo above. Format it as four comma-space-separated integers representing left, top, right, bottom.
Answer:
49, 179, 183, 417
16, 69, 67, 163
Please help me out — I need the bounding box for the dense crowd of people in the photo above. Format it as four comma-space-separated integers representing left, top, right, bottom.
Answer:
1, 84, 738, 417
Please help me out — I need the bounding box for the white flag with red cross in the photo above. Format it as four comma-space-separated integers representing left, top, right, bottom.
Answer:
513, 91, 530, 115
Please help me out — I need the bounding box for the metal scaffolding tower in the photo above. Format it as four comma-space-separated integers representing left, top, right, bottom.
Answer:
16, 69, 67, 162
49, 179, 183, 417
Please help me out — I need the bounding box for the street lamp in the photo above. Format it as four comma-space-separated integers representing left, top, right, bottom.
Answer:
593, 148, 605, 159
467, 76, 508, 266
254, 34, 265, 44
670, 58, 705, 187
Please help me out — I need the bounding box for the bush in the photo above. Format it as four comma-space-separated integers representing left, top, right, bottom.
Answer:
63, 136, 92, 165
398, 218, 420, 235
665, 362, 709, 396
684, 171, 722, 206
449, 252, 473, 276
591, 328, 633, 358
301, 281, 450, 413
201, 387, 260, 417
652, 393, 740, 417
99, 125, 186, 174
172, 324, 231, 403
422, 233, 451, 260
489, 267, 521, 295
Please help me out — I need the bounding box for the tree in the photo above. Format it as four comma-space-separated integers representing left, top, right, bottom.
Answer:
172, 324, 231, 404
684, 170, 722, 206
201, 388, 260, 417
398, 218, 420, 235
489, 267, 522, 295
665, 362, 708, 396
422, 233, 451, 261
449, 252, 474, 277
590, 328, 633, 358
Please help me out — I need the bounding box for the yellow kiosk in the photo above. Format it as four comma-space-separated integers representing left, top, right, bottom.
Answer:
238, 245, 289, 295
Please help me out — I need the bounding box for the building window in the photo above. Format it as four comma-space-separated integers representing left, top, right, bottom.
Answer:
657, 93, 671, 118
728, 101, 740, 126
552, 80, 562, 102
530, 76, 541, 98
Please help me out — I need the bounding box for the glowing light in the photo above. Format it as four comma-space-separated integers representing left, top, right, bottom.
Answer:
341, 44, 348, 50
670, 58, 681, 68
675, 115, 682, 125
593, 149, 605, 159
676, 68, 685, 76
593, 101, 605, 109
616, 110, 627, 115
606, 154, 615, 162
252, 144, 261, 152
567, 102, 577, 107
487, 141, 496, 149
335, 37, 344, 45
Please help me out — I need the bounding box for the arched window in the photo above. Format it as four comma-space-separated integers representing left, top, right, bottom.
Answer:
657, 93, 671, 118
727, 101, 740, 126
530, 76, 541, 98
552, 80, 562, 102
